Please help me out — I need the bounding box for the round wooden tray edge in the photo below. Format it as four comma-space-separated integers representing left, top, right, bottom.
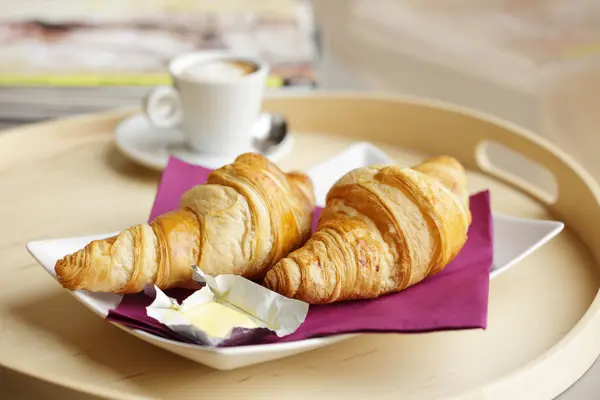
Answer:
3, 93, 600, 399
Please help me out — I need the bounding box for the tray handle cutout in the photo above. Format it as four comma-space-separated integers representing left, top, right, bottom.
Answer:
476, 140, 558, 205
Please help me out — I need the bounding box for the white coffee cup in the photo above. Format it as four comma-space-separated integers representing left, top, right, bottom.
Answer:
143, 51, 269, 156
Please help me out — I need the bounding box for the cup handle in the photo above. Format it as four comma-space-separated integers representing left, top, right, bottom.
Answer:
143, 86, 183, 129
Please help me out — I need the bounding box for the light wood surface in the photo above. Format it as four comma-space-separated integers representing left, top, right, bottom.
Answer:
1, 94, 600, 399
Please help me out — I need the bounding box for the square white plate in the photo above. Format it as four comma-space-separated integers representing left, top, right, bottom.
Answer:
26, 142, 564, 370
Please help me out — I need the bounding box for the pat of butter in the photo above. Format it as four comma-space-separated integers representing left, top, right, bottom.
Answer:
145, 267, 309, 347
183, 301, 258, 339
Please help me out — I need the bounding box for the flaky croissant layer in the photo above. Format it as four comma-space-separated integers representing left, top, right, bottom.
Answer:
55, 153, 316, 294
264, 156, 472, 304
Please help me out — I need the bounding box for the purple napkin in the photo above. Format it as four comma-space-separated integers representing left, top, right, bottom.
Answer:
149, 158, 212, 221
107, 157, 493, 345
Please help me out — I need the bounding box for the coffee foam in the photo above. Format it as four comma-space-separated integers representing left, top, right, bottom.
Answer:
179, 60, 257, 82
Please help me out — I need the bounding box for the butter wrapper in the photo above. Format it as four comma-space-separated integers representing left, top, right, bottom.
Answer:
145, 266, 309, 347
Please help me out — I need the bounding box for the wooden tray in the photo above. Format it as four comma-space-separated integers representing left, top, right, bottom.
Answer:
1, 92, 599, 399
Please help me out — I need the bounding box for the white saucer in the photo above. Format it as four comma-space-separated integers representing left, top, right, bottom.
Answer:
114, 114, 294, 171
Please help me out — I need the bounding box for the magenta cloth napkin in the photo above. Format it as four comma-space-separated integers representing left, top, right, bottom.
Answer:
107, 157, 493, 345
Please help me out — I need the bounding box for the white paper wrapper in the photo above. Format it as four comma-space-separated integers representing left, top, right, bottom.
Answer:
145, 266, 309, 347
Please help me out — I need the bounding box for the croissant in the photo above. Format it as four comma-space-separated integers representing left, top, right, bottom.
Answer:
55, 153, 315, 294
263, 156, 472, 304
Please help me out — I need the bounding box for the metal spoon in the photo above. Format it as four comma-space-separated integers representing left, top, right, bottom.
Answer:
251, 113, 289, 154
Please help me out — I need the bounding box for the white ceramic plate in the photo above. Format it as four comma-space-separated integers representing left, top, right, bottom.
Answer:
26, 142, 564, 370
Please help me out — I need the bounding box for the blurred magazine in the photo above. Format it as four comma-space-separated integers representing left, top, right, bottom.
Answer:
0, 0, 319, 120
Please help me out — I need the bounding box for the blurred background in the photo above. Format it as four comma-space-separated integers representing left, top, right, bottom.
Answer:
2, 0, 600, 398
1, 0, 599, 192
0, 0, 318, 120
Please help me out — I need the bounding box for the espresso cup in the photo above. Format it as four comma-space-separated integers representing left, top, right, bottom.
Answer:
143, 51, 269, 156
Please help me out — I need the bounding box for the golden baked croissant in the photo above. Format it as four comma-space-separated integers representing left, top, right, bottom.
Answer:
55, 153, 315, 294
263, 156, 472, 304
